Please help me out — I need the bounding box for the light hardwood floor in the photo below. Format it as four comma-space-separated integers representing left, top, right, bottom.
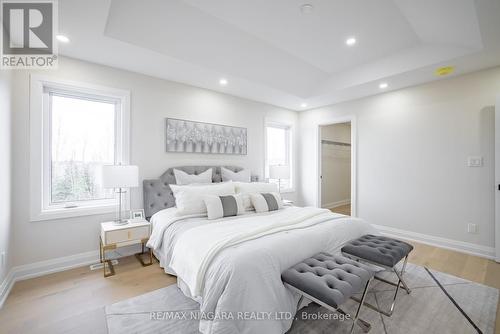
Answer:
408, 242, 500, 334
331, 204, 351, 215
0, 242, 498, 334
0, 256, 175, 334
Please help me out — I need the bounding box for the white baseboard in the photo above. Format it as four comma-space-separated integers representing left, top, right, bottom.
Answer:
0, 250, 99, 308
322, 199, 351, 209
1, 225, 496, 308
372, 224, 496, 260
0, 269, 16, 310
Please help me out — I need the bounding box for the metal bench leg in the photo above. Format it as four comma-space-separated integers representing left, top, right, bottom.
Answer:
386, 272, 401, 316
398, 255, 411, 294
285, 283, 372, 333
350, 277, 372, 334
348, 254, 412, 317
384, 254, 411, 316
296, 295, 305, 310
373, 255, 411, 294
337, 308, 371, 333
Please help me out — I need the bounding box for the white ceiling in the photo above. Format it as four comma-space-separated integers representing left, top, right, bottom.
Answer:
58, 0, 500, 110
182, 0, 422, 75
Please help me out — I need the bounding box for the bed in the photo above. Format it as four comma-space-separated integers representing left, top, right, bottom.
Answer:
144, 166, 376, 334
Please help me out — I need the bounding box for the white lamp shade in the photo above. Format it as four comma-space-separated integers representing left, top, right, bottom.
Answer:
269, 165, 290, 179
102, 165, 139, 188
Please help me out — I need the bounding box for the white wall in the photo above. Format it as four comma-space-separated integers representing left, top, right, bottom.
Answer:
0, 72, 13, 283
299, 67, 500, 249
320, 123, 351, 208
11, 57, 298, 266
8, 58, 500, 267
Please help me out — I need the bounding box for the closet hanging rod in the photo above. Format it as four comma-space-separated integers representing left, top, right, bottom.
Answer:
321, 140, 351, 147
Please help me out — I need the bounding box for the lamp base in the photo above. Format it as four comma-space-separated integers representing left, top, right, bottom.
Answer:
112, 219, 129, 226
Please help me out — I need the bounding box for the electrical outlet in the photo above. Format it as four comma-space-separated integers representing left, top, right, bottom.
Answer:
467, 223, 478, 234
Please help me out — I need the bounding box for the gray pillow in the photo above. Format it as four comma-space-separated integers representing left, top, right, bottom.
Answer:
203, 194, 244, 219
250, 192, 283, 213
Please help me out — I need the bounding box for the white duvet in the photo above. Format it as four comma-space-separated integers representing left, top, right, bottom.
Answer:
147, 206, 376, 334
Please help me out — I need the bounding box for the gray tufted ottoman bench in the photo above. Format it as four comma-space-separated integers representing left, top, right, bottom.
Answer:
282, 253, 374, 333
341, 234, 414, 316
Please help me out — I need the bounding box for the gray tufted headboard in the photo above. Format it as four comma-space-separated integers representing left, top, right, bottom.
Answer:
143, 166, 258, 219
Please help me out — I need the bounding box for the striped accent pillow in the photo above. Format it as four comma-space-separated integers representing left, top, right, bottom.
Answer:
249, 192, 284, 213
203, 194, 244, 220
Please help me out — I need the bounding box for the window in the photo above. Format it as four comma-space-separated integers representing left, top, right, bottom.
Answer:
49, 93, 115, 204
30, 77, 130, 221
265, 122, 293, 192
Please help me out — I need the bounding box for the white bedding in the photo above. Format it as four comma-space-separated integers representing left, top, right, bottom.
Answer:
147, 206, 376, 334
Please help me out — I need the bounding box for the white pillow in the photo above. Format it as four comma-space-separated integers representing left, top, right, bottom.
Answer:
171, 182, 235, 215
221, 167, 251, 182
173, 168, 212, 185
234, 182, 279, 211
250, 192, 283, 213
203, 194, 244, 220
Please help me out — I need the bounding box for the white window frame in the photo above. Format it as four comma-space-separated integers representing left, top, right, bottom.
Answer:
30, 75, 131, 222
264, 120, 294, 193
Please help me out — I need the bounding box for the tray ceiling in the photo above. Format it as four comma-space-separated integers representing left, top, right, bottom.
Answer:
58, 0, 500, 110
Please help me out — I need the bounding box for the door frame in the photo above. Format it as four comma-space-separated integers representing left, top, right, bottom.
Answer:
495, 96, 500, 262
317, 116, 357, 216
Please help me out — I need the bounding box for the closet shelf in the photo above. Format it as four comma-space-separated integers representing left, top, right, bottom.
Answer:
321, 140, 351, 147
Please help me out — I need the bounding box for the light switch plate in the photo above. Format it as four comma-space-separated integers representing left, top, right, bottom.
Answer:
467, 156, 483, 167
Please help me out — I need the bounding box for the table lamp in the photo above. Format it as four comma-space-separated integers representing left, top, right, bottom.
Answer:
102, 164, 139, 225
269, 165, 290, 194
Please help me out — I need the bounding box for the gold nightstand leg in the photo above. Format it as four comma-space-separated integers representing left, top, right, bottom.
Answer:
103, 260, 115, 277
100, 238, 116, 277
135, 241, 153, 267
99, 237, 103, 263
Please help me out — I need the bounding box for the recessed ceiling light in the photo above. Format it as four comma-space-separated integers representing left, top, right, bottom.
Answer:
300, 4, 314, 14
379, 82, 388, 89
301, 103, 308, 108
56, 34, 70, 43
219, 78, 228, 86
345, 37, 357, 46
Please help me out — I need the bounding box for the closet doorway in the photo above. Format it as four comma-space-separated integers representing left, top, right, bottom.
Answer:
319, 121, 353, 216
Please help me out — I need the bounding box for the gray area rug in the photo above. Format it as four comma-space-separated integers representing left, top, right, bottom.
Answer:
105, 263, 498, 334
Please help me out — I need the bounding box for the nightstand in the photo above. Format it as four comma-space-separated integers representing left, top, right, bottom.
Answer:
100, 220, 153, 277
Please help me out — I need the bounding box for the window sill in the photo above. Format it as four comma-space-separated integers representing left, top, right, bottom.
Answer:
31, 204, 118, 222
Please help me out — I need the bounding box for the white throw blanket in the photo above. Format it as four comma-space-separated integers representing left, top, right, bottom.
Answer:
147, 208, 205, 251
170, 207, 333, 296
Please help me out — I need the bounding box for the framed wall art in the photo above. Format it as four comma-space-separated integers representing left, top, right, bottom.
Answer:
166, 118, 247, 155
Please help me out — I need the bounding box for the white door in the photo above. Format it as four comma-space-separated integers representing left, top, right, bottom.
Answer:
495, 97, 500, 262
